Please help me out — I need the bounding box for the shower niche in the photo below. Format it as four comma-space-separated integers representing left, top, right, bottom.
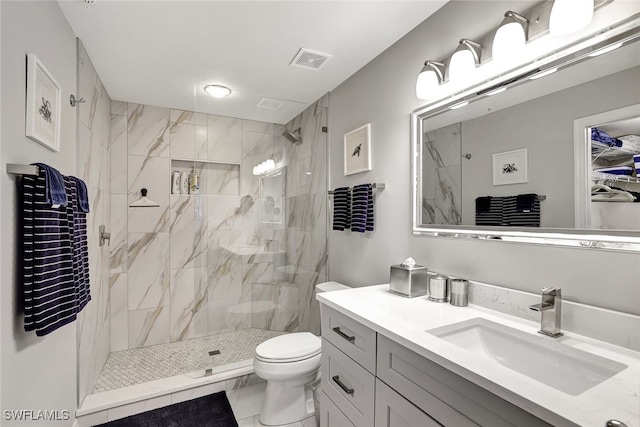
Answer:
259, 167, 286, 224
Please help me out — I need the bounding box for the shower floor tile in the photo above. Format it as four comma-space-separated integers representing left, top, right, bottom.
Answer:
93, 328, 284, 393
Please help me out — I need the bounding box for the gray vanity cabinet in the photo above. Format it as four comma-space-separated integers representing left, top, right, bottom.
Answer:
320, 304, 555, 427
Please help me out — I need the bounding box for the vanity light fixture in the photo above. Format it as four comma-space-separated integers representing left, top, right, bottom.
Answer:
416, 60, 446, 100
253, 158, 276, 176
588, 41, 624, 57
492, 11, 528, 63
529, 67, 559, 80
204, 84, 232, 98
549, 0, 594, 37
449, 100, 469, 110
448, 39, 482, 82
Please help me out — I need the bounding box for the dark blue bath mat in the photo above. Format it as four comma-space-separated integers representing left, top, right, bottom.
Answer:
96, 391, 238, 427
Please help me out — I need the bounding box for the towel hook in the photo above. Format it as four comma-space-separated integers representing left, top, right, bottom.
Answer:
70, 94, 86, 108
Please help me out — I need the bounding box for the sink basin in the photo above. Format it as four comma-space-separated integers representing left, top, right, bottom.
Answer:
427, 318, 627, 396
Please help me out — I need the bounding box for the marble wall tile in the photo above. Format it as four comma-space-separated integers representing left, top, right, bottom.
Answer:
207, 244, 243, 301
110, 194, 128, 273
170, 109, 207, 126
243, 120, 273, 134
208, 297, 245, 334
208, 115, 242, 163
127, 155, 170, 233
110, 273, 128, 351
193, 196, 208, 268
208, 196, 242, 231
170, 268, 196, 341
127, 232, 170, 310
128, 307, 171, 348
251, 283, 298, 332
434, 165, 462, 225
195, 125, 208, 161
128, 104, 170, 157
77, 40, 112, 405
169, 121, 195, 159
110, 113, 128, 194
169, 195, 196, 270
207, 163, 240, 196
111, 100, 127, 116
193, 267, 209, 338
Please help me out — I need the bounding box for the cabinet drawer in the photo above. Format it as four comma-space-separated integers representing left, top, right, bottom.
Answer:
377, 335, 551, 427
321, 339, 375, 427
319, 390, 355, 427
375, 378, 442, 427
321, 305, 377, 373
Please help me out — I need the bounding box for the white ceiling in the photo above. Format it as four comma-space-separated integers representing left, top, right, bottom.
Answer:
58, 0, 448, 124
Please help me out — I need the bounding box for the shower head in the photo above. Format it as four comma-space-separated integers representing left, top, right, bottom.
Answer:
282, 128, 302, 144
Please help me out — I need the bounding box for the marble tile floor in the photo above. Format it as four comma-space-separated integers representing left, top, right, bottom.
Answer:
93, 328, 284, 392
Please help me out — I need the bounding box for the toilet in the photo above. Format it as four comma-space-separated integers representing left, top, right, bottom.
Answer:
253, 281, 350, 426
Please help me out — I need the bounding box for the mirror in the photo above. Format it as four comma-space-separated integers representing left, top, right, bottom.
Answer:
412, 20, 640, 251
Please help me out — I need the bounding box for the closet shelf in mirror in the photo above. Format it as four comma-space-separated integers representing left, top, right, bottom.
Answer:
591, 140, 639, 160
592, 171, 639, 184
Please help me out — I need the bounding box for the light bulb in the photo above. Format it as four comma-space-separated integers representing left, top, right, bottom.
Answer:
493, 21, 526, 63
448, 50, 477, 82
549, 0, 594, 36
416, 70, 440, 99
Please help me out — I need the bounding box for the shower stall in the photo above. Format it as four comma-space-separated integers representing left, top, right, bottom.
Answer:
76, 41, 329, 417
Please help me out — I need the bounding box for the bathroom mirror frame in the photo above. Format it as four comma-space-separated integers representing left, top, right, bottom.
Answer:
411, 15, 640, 252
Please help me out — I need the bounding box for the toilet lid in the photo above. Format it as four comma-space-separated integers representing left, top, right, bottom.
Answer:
255, 332, 321, 363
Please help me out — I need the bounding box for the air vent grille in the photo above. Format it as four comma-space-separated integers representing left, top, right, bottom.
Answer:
256, 98, 284, 110
290, 48, 332, 71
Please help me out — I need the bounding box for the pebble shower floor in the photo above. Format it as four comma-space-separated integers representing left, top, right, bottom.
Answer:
93, 328, 284, 393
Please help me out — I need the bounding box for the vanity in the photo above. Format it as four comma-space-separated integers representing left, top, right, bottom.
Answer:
317, 285, 639, 427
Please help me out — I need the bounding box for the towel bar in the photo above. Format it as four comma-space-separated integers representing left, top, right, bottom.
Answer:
6, 163, 39, 176
328, 183, 385, 195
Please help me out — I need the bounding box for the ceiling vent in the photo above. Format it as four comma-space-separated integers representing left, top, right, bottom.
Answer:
289, 48, 333, 71
256, 98, 284, 110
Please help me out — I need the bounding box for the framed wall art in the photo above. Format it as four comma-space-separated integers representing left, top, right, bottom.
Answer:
343, 123, 371, 176
492, 148, 528, 186
26, 53, 61, 152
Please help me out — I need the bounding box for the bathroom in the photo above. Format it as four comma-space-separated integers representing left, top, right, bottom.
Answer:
1, 1, 639, 427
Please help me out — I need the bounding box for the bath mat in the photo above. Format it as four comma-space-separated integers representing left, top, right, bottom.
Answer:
96, 391, 238, 427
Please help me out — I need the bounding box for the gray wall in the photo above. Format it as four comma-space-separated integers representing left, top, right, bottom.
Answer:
461, 66, 640, 227
328, 1, 640, 316
1, 1, 78, 425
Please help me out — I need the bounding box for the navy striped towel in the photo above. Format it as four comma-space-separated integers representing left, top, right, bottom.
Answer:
32, 163, 67, 207
475, 196, 504, 226
69, 176, 90, 213
332, 187, 351, 231
351, 184, 374, 233
21, 169, 91, 336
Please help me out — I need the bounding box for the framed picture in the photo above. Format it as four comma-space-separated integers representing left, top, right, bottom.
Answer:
26, 53, 61, 152
344, 123, 371, 176
492, 148, 528, 186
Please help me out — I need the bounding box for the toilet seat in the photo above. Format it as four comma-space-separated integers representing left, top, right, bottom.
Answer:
255, 332, 321, 363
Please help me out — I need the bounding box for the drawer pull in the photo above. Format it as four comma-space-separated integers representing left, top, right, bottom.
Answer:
332, 326, 356, 343
332, 375, 354, 396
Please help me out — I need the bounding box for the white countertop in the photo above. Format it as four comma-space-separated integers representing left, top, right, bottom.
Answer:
317, 284, 640, 427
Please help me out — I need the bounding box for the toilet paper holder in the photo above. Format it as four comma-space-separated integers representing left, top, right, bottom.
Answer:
99, 225, 111, 247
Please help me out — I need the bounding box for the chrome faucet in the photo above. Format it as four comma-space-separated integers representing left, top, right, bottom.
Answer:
529, 286, 563, 338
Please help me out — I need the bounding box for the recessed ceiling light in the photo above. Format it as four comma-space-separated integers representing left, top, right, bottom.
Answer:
204, 85, 232, 98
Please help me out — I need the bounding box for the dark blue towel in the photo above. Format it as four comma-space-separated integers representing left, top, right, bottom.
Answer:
68, 176, 90, 213
332, 187, 351, 231
32, 163, 68, 207
591, 128, 622, 148
351, 184, 374, 233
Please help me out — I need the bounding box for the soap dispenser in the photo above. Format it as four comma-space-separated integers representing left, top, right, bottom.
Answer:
188, 166, 200, 195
